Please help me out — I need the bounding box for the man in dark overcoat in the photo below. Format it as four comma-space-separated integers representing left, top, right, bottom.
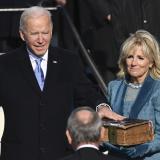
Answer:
0, 6, 112, 160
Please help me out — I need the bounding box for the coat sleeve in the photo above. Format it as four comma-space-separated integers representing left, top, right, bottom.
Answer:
126, 81, 160, 157
146, 82, 160, 155
73, 54, 107, 109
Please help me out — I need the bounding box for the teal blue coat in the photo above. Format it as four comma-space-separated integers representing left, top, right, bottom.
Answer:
107, 75, 160, 159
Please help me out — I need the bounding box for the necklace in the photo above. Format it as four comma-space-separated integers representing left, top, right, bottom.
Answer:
128, 82, 142, 89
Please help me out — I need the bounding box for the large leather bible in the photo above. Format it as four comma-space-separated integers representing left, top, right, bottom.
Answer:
101, 118, 154, 146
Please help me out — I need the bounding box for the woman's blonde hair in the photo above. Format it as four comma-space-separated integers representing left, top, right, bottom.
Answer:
117, 30, 160, 79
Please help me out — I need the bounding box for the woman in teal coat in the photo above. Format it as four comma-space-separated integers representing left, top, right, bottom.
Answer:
100, 30, 160, 160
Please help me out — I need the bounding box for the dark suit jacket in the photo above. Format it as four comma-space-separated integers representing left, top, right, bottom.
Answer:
111, 0, 160, 48
77, 0, 119, 69
59, 0, 118, 84
59, 147, 108, 160
0, 45, 106, 160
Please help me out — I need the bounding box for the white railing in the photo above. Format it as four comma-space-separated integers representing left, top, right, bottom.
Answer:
0, 7, 57, 12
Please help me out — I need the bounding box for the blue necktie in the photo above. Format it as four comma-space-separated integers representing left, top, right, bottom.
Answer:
34, 58, 44, 90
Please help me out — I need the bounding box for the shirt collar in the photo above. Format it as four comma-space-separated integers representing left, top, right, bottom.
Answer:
76, 144, 99, 151
27, 48, 48, 62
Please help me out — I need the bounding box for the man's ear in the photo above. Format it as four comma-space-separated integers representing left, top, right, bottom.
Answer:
66, 130, 72, 145
19, 30, 25, 41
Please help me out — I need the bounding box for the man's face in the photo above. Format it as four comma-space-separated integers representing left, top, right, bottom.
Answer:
20, 15, 52, 57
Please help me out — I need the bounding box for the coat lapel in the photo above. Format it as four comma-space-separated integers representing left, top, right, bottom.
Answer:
16, 46, 66, 94
42, 47, 61, 92
129, 76, 156, 118
16, 46, 42, 94
113, 80, 127, 115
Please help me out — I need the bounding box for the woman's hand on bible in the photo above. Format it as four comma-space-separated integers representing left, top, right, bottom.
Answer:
98, 106, 125, 121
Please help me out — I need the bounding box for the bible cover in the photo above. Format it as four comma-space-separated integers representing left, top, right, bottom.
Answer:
101, 118, 154, 146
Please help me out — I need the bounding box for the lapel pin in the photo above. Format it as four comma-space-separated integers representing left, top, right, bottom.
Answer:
52, 60, 58, 64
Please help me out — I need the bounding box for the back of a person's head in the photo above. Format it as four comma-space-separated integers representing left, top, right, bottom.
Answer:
67, 106, 102, 148
19, 6, 52, 31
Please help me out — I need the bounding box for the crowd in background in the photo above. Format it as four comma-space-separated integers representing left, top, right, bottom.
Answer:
0, 0, 118, 85
1, 1, 160, 160
1, 0, 160, 84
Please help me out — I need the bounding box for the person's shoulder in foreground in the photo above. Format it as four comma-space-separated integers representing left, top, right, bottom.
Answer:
57, 106, 108, 160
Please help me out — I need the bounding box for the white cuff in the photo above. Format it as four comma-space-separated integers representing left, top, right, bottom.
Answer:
96, 103, 112, 112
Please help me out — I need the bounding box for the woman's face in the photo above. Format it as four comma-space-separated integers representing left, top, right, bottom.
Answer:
126, 46, 153, 83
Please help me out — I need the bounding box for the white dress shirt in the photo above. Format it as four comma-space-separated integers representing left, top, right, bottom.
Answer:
28, 49, 48, 79
77, 144, 99, 151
